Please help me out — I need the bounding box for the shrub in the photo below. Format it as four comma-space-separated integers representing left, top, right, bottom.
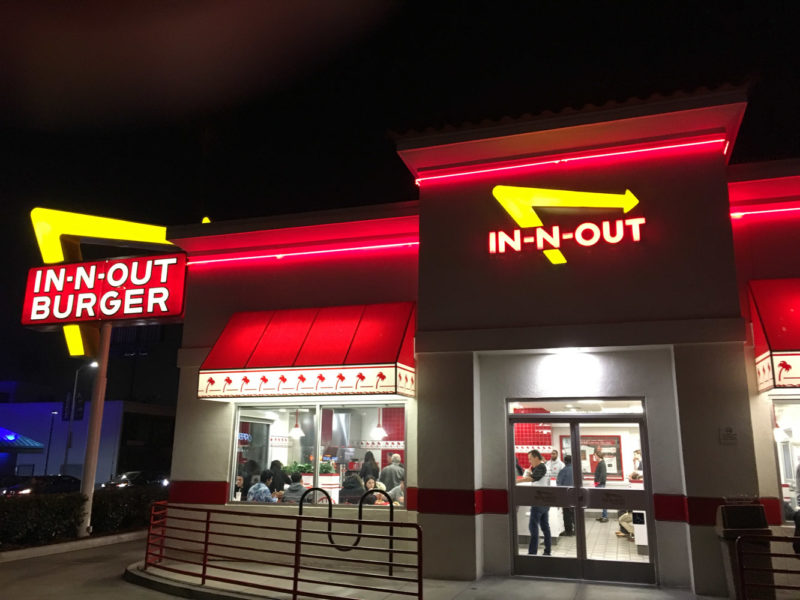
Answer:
0, 486, 169, 548
91, 486, 168, 534
0, 493, 85, 547
287, 461, 313, 474
286, 461, 334, 474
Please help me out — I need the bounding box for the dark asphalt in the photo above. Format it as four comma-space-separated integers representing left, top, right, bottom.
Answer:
0, 540, 175, 599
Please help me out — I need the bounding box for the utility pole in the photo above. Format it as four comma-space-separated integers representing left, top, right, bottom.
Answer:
44, 411, 58, 474
64, 361, 97, 473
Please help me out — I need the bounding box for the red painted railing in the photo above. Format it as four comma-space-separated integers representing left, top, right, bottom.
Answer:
734, 534, 800, 599
143, 499, 423, 599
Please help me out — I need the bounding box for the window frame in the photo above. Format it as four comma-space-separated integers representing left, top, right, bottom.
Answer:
231, 397, 408, 505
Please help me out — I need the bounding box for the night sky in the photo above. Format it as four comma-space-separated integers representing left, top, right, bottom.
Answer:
2, 3, 800, 395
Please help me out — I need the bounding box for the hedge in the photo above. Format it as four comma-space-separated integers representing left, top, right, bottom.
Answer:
91, 486, 168, 534
0, 486, 168, 548
0, 493, 85, 547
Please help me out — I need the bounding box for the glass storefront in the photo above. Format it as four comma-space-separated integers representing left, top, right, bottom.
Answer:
233, 401, 406, 506
773, 399, 800, 518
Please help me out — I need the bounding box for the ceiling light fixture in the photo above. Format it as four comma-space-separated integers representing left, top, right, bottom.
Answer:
371, 407, 388, 440
289, 409, 305, 439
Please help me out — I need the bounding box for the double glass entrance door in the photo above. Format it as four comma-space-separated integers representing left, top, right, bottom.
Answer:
509, 399, 655, 584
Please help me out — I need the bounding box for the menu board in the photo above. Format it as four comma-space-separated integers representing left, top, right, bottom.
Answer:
560, 435, 623, 481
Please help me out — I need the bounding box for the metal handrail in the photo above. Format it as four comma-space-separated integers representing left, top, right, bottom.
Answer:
298, 486, 396, 554
734, 534, 800, 599
143, 499, 423, 600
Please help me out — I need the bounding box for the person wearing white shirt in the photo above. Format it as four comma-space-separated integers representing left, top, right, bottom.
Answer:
522, 449, 551, 555
545, 449, 565, 480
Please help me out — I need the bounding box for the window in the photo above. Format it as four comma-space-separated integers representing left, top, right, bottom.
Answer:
233, 402, 406, 506
772, 399, 800, 519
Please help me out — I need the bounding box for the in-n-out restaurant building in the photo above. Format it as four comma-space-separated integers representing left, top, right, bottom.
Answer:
74, 90, 800, 595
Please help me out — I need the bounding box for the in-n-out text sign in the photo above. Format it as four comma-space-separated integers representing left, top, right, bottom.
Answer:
22, 253, 186, 326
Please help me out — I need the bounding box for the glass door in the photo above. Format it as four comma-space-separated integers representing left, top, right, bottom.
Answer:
509, 398, 655, 584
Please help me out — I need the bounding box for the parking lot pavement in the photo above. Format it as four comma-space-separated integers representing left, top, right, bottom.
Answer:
2, 538, 717, 600
0, 539, 174, 600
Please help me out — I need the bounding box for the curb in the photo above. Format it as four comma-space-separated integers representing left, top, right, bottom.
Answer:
124, 561, 268, 600
0, 530, 147, 563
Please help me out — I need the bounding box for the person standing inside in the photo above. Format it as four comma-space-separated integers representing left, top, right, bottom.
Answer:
545, 449, 565, 480
632, 449, 643, 473
594, 447, 608, 522
359, 451, 380, 482
522, 449, 551, 556
379, 454, 405, 491
556, 455, 575, 536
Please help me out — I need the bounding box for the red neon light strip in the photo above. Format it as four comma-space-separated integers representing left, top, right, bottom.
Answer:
415, 138, 728, 186
730, 206, 800, 219
187, 241, 419, 266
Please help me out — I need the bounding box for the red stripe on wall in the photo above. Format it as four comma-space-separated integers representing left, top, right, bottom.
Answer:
169, 481, 229, 504
408, 488, 508, 515
639, 494, 782, 526
417, 488, 476, 515
412, 489, 782, 524
406, 486, 418, 511
653, 493, 689, 522
165, 483, 782, 526
475, 489, 509, 514
759, 497, 782, 526
686, 496, 724, 526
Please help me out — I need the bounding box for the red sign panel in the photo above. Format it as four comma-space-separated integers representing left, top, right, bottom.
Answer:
22, 253, 186, 326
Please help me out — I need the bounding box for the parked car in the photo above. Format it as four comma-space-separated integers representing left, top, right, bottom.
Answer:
101, 471, 170, 489
0, 475, 28, 495
2, 475, 81, 496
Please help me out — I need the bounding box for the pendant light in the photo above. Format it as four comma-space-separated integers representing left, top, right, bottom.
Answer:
289, 409, 305, 439
371, 407, 387, 440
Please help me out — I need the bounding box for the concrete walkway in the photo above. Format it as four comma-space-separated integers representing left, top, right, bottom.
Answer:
0, 529, 146, 563
0, 538, 723, 599
129, 557, 722, 600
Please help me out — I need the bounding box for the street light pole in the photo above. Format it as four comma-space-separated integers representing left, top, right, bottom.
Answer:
63, 360, 98, 473
44, 410, 58, 475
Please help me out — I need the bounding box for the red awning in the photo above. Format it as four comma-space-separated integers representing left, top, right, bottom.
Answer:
203, 302, 415, 370
750, 280, 800, 354
201, 302, 416, 371
199, 302, 415, 399
749, 280, 800, 391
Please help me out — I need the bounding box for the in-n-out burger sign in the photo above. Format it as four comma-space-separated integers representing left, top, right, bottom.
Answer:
489, 185, 646, 264
22, 253, 186, 326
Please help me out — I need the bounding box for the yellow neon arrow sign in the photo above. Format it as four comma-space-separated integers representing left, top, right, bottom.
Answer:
492, 185, 641, 265
492, 185, 639, 228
